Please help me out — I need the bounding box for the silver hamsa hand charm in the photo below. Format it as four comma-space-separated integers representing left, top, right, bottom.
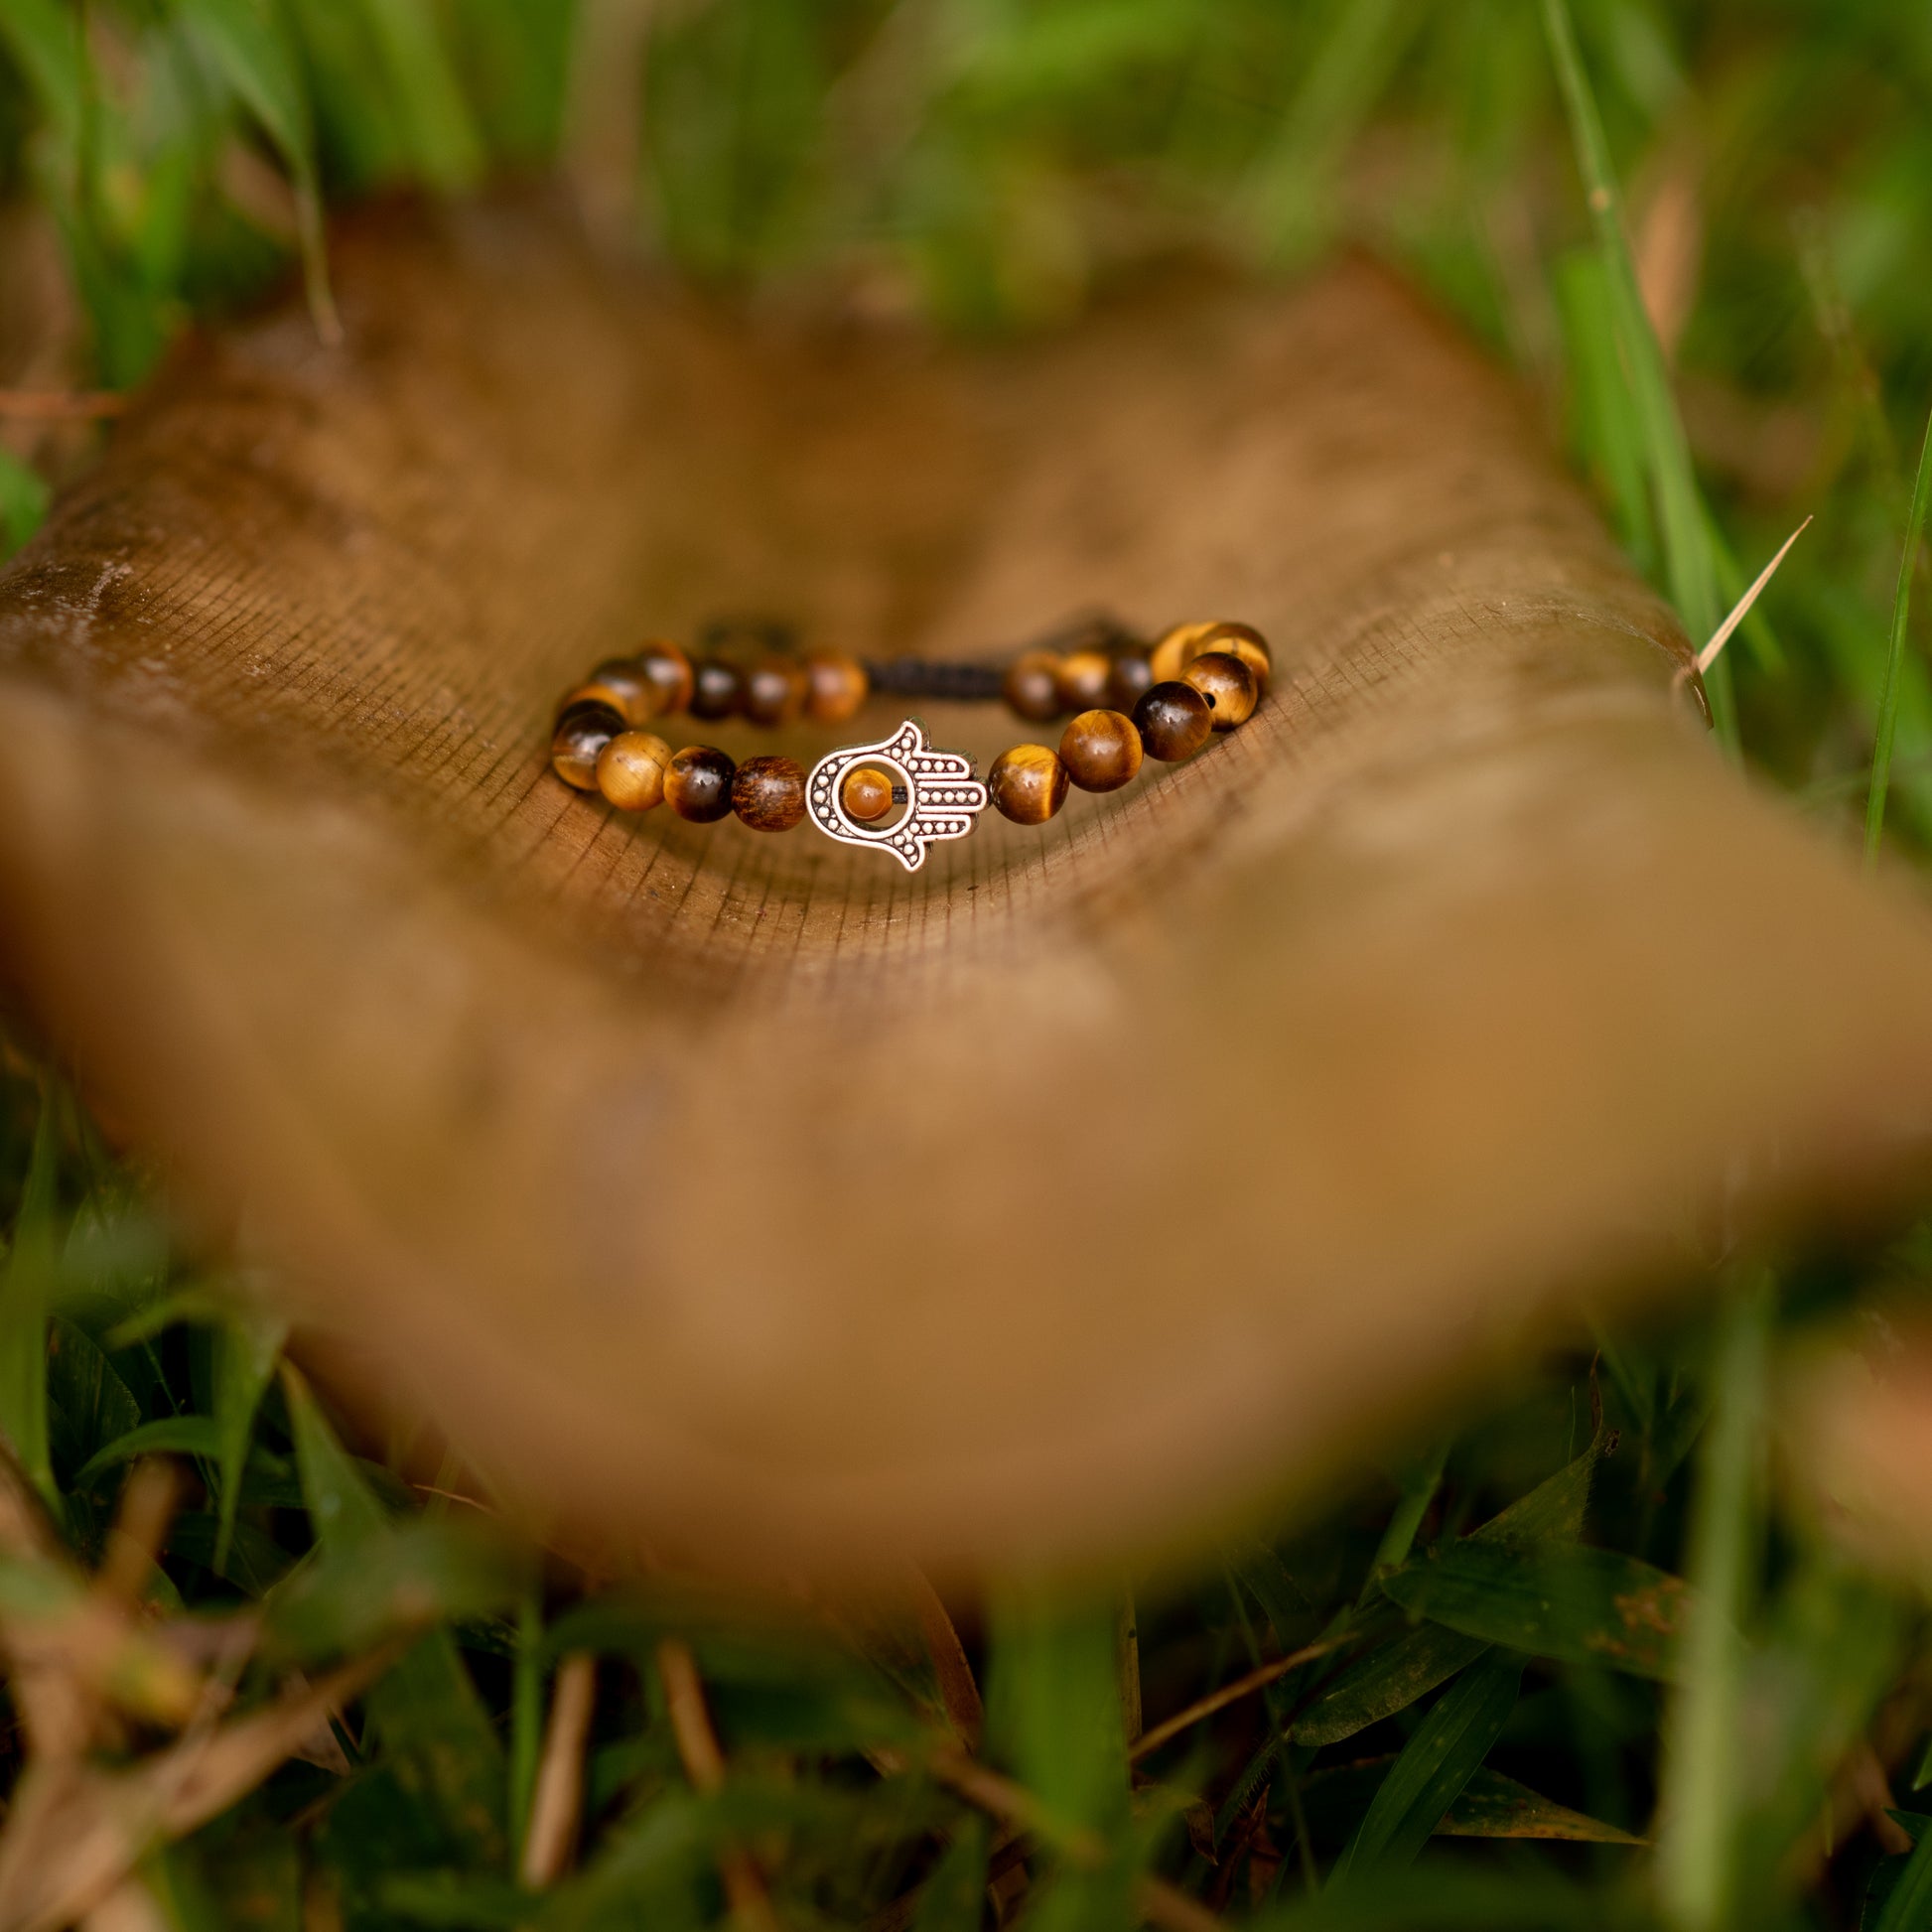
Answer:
806, 718, 989, 871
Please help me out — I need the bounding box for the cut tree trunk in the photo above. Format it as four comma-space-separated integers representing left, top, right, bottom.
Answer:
0, 197, 1928, 1580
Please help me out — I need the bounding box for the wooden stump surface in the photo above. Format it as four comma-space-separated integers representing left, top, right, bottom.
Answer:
1, 197, 1930, 1579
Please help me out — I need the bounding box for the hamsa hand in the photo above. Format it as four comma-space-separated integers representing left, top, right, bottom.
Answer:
805, 719, 989, 872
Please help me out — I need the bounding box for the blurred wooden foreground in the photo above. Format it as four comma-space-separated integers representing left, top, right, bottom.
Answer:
0, 198, 1928, 1581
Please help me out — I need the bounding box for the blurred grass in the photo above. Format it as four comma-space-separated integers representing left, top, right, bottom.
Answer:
3, 1, 1932, 1926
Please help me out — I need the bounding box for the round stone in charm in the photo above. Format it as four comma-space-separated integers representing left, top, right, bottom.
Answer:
806, 719, 989, 872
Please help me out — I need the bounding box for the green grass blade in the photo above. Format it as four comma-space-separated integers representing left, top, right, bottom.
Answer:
1540, 0, 1725, 749
73, 1413, 221, 1484
1382, 1544, 1694, 1681
0, 446, 52, 559
1244, 0, 1423, 268
509, 1572, 543, 1862
175, 0, 340, 342
1877, 1823, 1932, 1932
1863, 399, 1932, 871
914, 1814, 992, 1932
1655, 1273, 1771, 1932
210, 1307, 284, 1571
0, 1092, 60, 1515
1330, 1649, 1525, 1882
284, 1364, 507, 1860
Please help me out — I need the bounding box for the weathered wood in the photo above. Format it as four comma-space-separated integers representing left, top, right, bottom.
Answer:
0, 197, 1929, 1579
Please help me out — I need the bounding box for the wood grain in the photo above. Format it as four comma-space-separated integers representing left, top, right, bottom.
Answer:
0, 196, 1930, 1580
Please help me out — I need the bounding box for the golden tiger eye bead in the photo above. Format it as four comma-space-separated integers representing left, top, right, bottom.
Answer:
636, 640, 695, 716
1149, 621, 1216, 685
1182, 649, 1258, 731
564, 658, 657, 726
842, 764, 896, 822
1059, 708, 1143, 792
1106, 652, 1154, 712
988, 744, 1069, 824
1003, 650, 1064, 723
1134, 680, 1213, 761
689, 657, 744, 721
1180, 621, 1271, 691
595, 730, 673, 811
743, 654, 806, 728
551, 700, 624, 790
732, 754, 807, 832
665, 745, 737, 822
804, 650, 869, 725
1055, 649, 1112, 714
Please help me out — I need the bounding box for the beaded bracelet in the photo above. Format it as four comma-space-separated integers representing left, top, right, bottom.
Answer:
547, 618, 1270, 872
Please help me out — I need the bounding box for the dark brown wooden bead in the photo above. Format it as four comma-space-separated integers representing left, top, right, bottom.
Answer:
636, 641, 695, 716
1149, 621, 1214, 685
1106, 652, 1154, 712
1003, 650, 1064, 723
988, 744, 1069, 824
551, 700, 624, 790
689, 657, 744, 721
743, 654, 806, 728
565, 658, 657, 726
1059, 709, 1143, 792
596, 730, 672, 810
732, 754, 807, 832
842, 764, 895, 822
1133, 680, 1212, 761
804, 651, 869, 725
1055, 649, 1112, 714
664, 745, 737, 822
1182, 650, 1258, 731
1180, 621, 1271, 691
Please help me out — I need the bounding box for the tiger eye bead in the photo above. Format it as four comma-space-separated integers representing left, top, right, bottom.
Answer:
1149, 621, 1216, 685
1003, 650, 1064, 723
596, 730, 673, 810
1059, 709, 1143, 792
1182, 650, 1258, 731
804, 650, 869, 725
842, 764, 896, 822
1180, 621, 1271, 691
689, 657, 744, 721
1134, 680, 1213, 761
732, 754, 807, 832
564, 658, 657, 726
988, 744, 1069, 824
742, 655, 806, 728
551, 700, 624, 790
635, 640, 695, 716
1106, 652, 1154, 712
1055, 649, 1112, 714
664, 745, 737, 822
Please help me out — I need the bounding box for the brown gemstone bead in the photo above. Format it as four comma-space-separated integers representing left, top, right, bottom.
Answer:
732, 754, 807, 832
664, 745, 737, 822
564, 658, 657, 726
551, 700, 624, 790
1003, 649, 1064, 723
636, 641, 695, 716
596, 730, 673, 810
988, 744, 1069, 825
689, 657, 744, 721
1180, 621, 1271, 691
1106, 652, 1154, 712
842, 764, 896, 822
742, 654, 806, 728
1055, 649, 1112, 714
1182, 650, 1258, 731
1149, 621, 1216, 685
1134, 680, 1213, 761
804, 650, 869, 725
1059, 709, 1143, 792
